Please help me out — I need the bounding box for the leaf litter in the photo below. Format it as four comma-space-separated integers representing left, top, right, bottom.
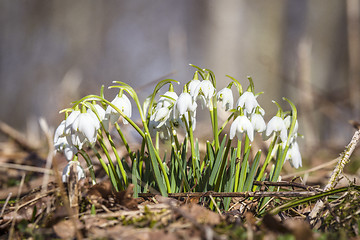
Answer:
0, 120, 360, 239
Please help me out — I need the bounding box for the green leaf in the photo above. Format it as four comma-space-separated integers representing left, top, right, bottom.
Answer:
243, 150, 261, 192
269, 185, 360, 216
145, 135, 168, 196
238, 147, 251, 192
223, 150, 237, 210
172, 146, 191, 192
132, 154, 140, 198
208, 136, 227, 187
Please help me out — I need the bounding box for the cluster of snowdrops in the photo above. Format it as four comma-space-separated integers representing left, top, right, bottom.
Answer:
53, 65, 302, 203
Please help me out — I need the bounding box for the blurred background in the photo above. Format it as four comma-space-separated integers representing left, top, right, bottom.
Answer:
0, 0, 359, 167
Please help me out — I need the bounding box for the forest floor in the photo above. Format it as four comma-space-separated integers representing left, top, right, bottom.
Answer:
0, 121, 359, 240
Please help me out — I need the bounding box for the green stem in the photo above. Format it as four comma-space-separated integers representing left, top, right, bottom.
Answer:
78, 150, 96, 185
233, 140, 242, 192
183, 114, 198, 181
90, 144, 109, 175
256, 135, 278, 182
115, 122, 133, 159
214, 138, 232, 192
105, 131, 128, 186
98, 137, 124, 190
209, 97, 219, 151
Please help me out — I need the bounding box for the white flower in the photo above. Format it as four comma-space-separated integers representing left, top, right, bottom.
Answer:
54, 120, 66, 144
62, 161, 86, 183
150, 91, 178, 132
266, 116, 287, 142
173, 92, 197, 118
216, 88, 233, 111
251, 113, 266, 133
285, 142, 302, 168
151, 107, 171, 128
230, 115, 254, 141
54, 132, 78, 161
64, 110, 80, 135
71, 112, 100, 146
193, 80, 215, 109
157, 91, 178, 108
89, 104, 106, 122
236, 91, 259, 114
54, 119, 78, 161
105, 94, 132, 125
284, 115, 299, 140
188, 79, 201, 97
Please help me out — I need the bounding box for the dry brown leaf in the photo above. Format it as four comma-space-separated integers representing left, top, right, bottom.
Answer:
86, 180, 138, 210
53, 219, 83, 239
285, 219, 314, 240
179, 203, 221, 225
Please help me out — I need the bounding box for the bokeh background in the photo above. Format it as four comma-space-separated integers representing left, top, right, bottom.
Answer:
1, 0, 359, 167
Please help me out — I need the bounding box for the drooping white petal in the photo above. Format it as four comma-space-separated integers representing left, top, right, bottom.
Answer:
62, 161, 85, 183
216, 88, 234, 111
105, 94, 132, 124
64, 110, 80, 135
284, 115, 299, 139
266, 116, 288, 142
230, 116, 254, 141
251, 113, 266, 133
63, 144, 78, 161
236, 91, 259, 114
89, 104, 106, 122
77, 113, 99, 144
193, 80, 215, 108
174, 92, 197, 118
286, 142, 302, 168
188, 79, 201, 97
158, 91, 178, 108
54, 120, 66, 144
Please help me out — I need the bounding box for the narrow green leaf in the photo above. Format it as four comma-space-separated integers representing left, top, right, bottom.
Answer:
209, 136, 227, 187
146, 136, 168, 196
223, 150, 237, 210
238, 147, 251, 192
243, 150, 261, 192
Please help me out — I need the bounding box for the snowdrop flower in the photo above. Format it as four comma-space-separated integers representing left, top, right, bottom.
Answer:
89, 104, 106, 122
266, 116, 288, 142
151, 107, 171, 128
54, 120, 66, 144
236, 91, 259, 115
105, 93, 132, 125
251, 112, 266, 133
62, 161, 86, 183
150, 91, 178, 129
54, 120, 78, 161
285, 141, 302, 168
173, 92, 197, 118
284, 115, 299, 140
193, 80, 215, 109
188, 79, 201, 97
216, 88, 233, 111
157, 91, 178, 109
71, 112, 100, 146
64, 110, 81, 135
230, 115, 254, 141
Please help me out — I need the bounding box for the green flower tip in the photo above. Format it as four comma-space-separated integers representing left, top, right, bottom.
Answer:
192, 71, 200, 81
246, 76, 255, 92
272, 100, 283, 117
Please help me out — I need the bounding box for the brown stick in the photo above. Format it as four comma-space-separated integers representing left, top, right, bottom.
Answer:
0, 121, 38, 152
139, 191, 316, 199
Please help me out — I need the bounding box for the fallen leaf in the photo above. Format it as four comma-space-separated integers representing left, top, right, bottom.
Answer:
179, 203, 221, 225
86, 180, 138, 210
